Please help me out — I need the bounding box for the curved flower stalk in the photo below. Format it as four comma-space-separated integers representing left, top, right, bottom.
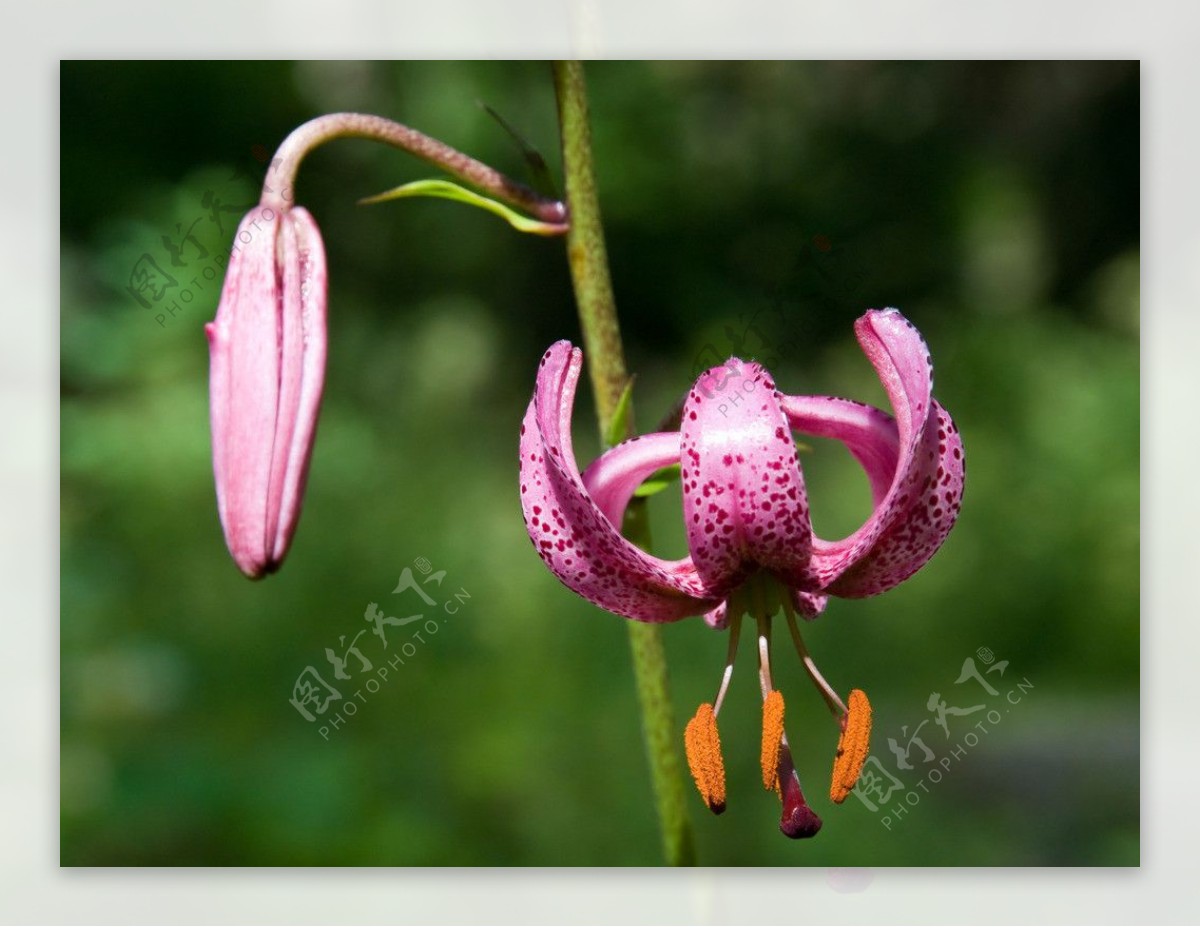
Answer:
519, 308, 964, 837
208, 113, 567, 578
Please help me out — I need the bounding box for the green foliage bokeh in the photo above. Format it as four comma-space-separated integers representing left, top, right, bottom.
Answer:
60, 61, 1138, 866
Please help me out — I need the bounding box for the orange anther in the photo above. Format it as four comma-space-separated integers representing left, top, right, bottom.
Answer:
684, 702, 727, 814
760, 689, 785, 792
830, 688, 872, 804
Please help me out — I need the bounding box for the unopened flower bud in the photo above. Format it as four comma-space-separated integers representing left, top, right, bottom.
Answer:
206, 204, 327, 578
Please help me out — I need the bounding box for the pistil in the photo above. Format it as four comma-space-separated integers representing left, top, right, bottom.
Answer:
754, 607, 822, 838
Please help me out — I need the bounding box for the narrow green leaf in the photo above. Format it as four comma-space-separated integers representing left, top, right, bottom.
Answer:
604, 376, 636, 448
479, 101, 558, 198
359, 179, 566, 236
633, 464, 682, 499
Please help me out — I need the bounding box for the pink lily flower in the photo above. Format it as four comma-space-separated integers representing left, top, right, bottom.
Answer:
519, 308, 964, 837
206, 204, 328, 579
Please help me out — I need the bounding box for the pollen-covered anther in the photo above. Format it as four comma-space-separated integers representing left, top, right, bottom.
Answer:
760, 689, 785, 793
830, 688, 872, 803
684, 702, 727, 815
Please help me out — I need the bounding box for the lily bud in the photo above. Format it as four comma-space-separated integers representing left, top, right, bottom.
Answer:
206, 204, 328, 578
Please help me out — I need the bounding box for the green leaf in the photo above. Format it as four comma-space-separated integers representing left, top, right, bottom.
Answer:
605, 376, 636, 448
359, 179, 566, 236
479, 101, 558, 199
633, 464, 681, 498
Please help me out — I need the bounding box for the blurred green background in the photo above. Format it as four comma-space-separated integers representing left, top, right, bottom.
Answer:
60, 61, 1138, 866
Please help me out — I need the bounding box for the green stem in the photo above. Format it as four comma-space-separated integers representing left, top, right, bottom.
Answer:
553, 60, 695, 867
621, 503, 697, 867
552, 64, 627, 424
262, 112, 566, 225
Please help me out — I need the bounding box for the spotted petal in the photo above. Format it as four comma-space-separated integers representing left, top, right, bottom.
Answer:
781, 395, 899, 508
582, 431, 681, 528
680, 360, 816, 596
782, 309, 964, 596
519, 342, 718, 622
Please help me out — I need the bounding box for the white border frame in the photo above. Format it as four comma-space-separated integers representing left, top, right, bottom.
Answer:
11, 1, 1194, 922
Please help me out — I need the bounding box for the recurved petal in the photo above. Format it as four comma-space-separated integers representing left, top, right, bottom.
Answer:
799, 309, 964, 595
519, 342, 718, 622
703, 601, 730, 630
792, 589, 829, 619
825, 399, 964, 596
207, 205, 284, 578
780, 395, 899, 508
581, 431, 680, 527
680, 360, 816, 596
